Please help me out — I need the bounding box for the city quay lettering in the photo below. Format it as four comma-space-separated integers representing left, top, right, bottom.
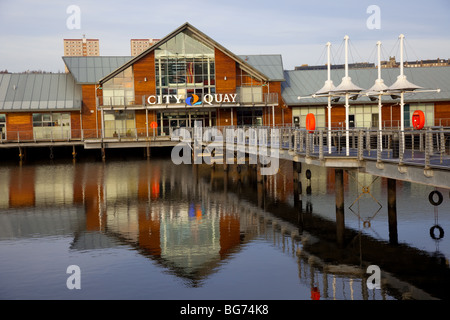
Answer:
147, 93, 237, 105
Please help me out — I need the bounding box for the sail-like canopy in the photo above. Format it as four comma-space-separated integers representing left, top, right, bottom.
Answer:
365, 78, 389, 95
388, 74, 422, 91
315, 79, 336, 95
332, 76, 364, 93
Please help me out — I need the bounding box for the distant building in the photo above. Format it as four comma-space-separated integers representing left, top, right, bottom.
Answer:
381, 56, 398, 68
130, 38, 160, 56
295, 62, 375, 71
63, 35, 100, 57
297, 57, 450, 71
405, 58, 449, 68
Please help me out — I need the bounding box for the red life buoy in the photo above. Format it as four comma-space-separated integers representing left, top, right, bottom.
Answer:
306, 113, 316, 132
311, 287, 320, 300
412, 110, 425, 130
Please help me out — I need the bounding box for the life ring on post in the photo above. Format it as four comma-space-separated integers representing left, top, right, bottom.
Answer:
305, 113, 316, 132
430, 225, 444, 240
429, 190, 443, 206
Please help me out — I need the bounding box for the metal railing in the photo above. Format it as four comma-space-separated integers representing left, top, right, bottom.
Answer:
192, 125, 450, 170
2, 125, 450, 169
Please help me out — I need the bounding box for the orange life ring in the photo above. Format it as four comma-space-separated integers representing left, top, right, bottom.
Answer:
305, 113, 316, 132
412, 110, 425, 130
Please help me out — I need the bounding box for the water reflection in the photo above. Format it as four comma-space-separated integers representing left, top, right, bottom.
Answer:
0, 156, 449, 300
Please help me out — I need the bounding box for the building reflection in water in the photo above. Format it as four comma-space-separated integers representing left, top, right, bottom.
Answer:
0, 157, 447, 299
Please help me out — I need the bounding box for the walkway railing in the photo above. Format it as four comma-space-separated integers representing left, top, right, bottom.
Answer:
2, 125, 450, 170
189, 126, 450, 170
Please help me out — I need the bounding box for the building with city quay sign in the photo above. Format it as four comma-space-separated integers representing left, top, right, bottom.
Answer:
0, 22, 449, 147
93, 22, 286, 138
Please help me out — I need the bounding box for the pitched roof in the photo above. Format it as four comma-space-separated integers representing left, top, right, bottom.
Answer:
99, 22, 271, 84
238, 55, 285, 81
63, 56, 132, 84
282, 66, 450, 105
0, 73, 82, 111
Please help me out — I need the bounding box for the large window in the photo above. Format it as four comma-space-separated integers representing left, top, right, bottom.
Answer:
102, 67, 134, 106
155, 30, 215, 104
104, 110, 136, 138
32, 113, 71, 140
293, 107, 326, 129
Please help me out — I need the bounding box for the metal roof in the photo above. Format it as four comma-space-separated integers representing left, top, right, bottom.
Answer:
282, 66, 450, 105
0, 73, 82, 111
63, 56, 132, 84
238, 55, 285, 81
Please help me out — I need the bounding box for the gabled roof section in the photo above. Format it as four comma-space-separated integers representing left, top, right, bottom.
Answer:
63, 56, 132, 84
238, 55, 285, 82
99, 22, 271, 84
0, 73, 82, 111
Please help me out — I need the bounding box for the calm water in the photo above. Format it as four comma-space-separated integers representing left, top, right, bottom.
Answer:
0, 150, 449, 300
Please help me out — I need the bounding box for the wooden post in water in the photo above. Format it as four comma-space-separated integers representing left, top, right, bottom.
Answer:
387, 178, 398, 245
256, 162, 263, 184
335, 169, 345, 247
19, 146, 24, 162
293, 162, 302, 207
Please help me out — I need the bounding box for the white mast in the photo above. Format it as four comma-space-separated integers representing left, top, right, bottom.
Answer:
327, 42, 332, 154
330, 35, 364, 156
313, 42, 335, 154
387, 34, 422, 154
344, 35, 349, 155
399, 34, 405, 137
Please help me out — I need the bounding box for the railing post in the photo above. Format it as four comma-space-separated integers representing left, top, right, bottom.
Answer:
299, 130, 304, 152
440, 128, 445, 164
399, 130, 404, 165
319, 130, 323, 160
366, 129, 371, 156
377, 130, 382, 163
358, 130, 363, 160
425, 128, 432, 169
294, 130, 299, 153
306, 131, 310, 157
288, 128, 293, 152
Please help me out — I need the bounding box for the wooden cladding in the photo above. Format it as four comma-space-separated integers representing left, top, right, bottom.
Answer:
81, 84, 101, 138
134, 51, 156, 104
215, 48, 237, 93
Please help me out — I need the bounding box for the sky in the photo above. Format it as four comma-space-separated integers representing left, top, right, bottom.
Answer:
1, 0, 450, 73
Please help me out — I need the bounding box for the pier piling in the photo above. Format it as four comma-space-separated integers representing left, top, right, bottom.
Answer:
335, 169, 345, 246
388, 178, 398, 245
